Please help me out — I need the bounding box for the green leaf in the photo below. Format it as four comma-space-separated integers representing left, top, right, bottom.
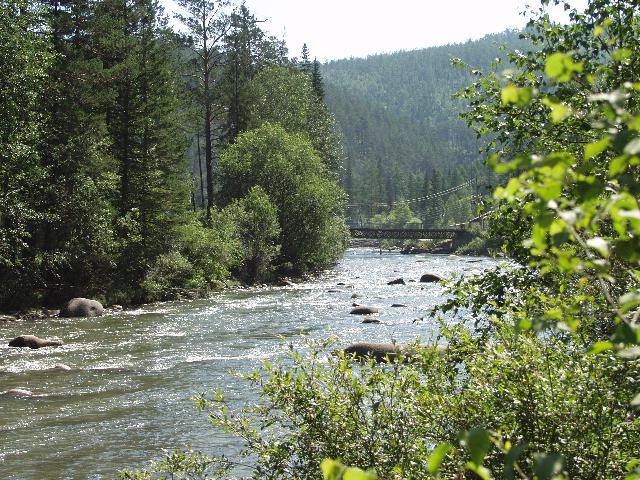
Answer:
611, 48, 632, 63
428, 443, 453, 474
321, 459, 345, 480
542, 98, 571, 122
534, 180, 563, 202
343, 467, 377, 480
609, 156, 628, 176
613, 322, 640, 344
594, 25, 605, 38
501, 85, 532, 106
588, 341, 614, 354
462, 428, 491, 467
545, 52, 583, 82
585, 138, 610, 159
614, 239, 640, 263
533, 453, 564, 480
466, 463, 492, 480
321, 460, 377, 480
620, 292, 640, 314
618, 347, 640, 359
504, 443, 528, 480
631, 393, 640, 408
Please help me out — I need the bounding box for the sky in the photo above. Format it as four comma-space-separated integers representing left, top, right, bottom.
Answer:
162, 0, 588, 62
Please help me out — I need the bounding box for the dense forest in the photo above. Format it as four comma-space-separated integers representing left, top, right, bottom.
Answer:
322, 31, 531, 225
0, 0, 347, 311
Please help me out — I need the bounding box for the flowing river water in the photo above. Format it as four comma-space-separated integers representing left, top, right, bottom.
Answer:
0, 248, 496, 479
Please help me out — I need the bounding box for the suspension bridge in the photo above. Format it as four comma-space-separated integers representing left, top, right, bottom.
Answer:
346, 177, 491, 241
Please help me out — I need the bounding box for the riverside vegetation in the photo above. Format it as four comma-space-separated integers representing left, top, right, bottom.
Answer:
120, 1, 640, 479
0, 0, 347, 312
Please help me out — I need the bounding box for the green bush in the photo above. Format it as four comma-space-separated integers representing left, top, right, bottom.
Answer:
132, 328, 635, 479
175, 213, 241, 289
223, 186, 281, 284
217, 123, 348, 273
141, 251, 195, 302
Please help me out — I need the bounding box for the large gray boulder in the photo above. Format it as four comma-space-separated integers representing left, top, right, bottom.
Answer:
8, 335, 64, 349
60, 298, 104, 318
350, 306, 380, 315
419, 273, 444, 283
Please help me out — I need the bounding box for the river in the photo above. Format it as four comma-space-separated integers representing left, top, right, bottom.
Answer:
0, 248, 495, 479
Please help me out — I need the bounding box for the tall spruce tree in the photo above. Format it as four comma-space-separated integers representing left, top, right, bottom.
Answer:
222, 3, 285, 144
39, 0, 116, 303
95, 0, 192, 289
174, 0, 229, 222
299, 42, 312, 75
311, 58, 324, 100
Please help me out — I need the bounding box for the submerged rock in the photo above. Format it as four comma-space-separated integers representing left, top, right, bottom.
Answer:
387, 278, 405, 285
6, 388, 33, 397
350, 306, 380, 315
362, 317, 382, 324
8, 335, 64, 349
390, 303, 407, 308
53, 363, 72, 371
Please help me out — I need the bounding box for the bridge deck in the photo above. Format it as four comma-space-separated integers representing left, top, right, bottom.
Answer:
349, 227, 466, 240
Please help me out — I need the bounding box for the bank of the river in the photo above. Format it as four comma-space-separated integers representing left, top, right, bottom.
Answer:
0, 248, 497, 480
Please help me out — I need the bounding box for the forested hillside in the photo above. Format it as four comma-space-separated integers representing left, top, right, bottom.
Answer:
322, 30, 530, 224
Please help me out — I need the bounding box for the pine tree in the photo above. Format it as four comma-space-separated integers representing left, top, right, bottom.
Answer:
39, 0, 117, 303
311, 58, 324, 100
96, 0, 192, 286
174, 0, 230, 222
222, 3, 285, 144
299, 43, 312, 75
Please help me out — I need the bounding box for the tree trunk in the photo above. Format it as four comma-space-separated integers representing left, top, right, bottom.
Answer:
197, 133, 204, 209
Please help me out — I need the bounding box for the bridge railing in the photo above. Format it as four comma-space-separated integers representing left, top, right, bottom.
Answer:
345, 219, 466, 230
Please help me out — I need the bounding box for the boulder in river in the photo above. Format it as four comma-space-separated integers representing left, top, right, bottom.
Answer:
362, 317, 382, 324
343, 342, 402, 362
391, 303, 407, 308
60, 298, 104, 318
350, 306, 380, 315
8, 335, 64, 349
351, 293, 364, 299
387, 278, 405, 285
419, 273, 444, 283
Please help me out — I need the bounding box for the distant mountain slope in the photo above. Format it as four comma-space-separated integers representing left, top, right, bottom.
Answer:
322, 30, 530, 207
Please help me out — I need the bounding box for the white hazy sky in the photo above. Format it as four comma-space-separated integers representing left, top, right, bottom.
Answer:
162, 0, 588, 61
